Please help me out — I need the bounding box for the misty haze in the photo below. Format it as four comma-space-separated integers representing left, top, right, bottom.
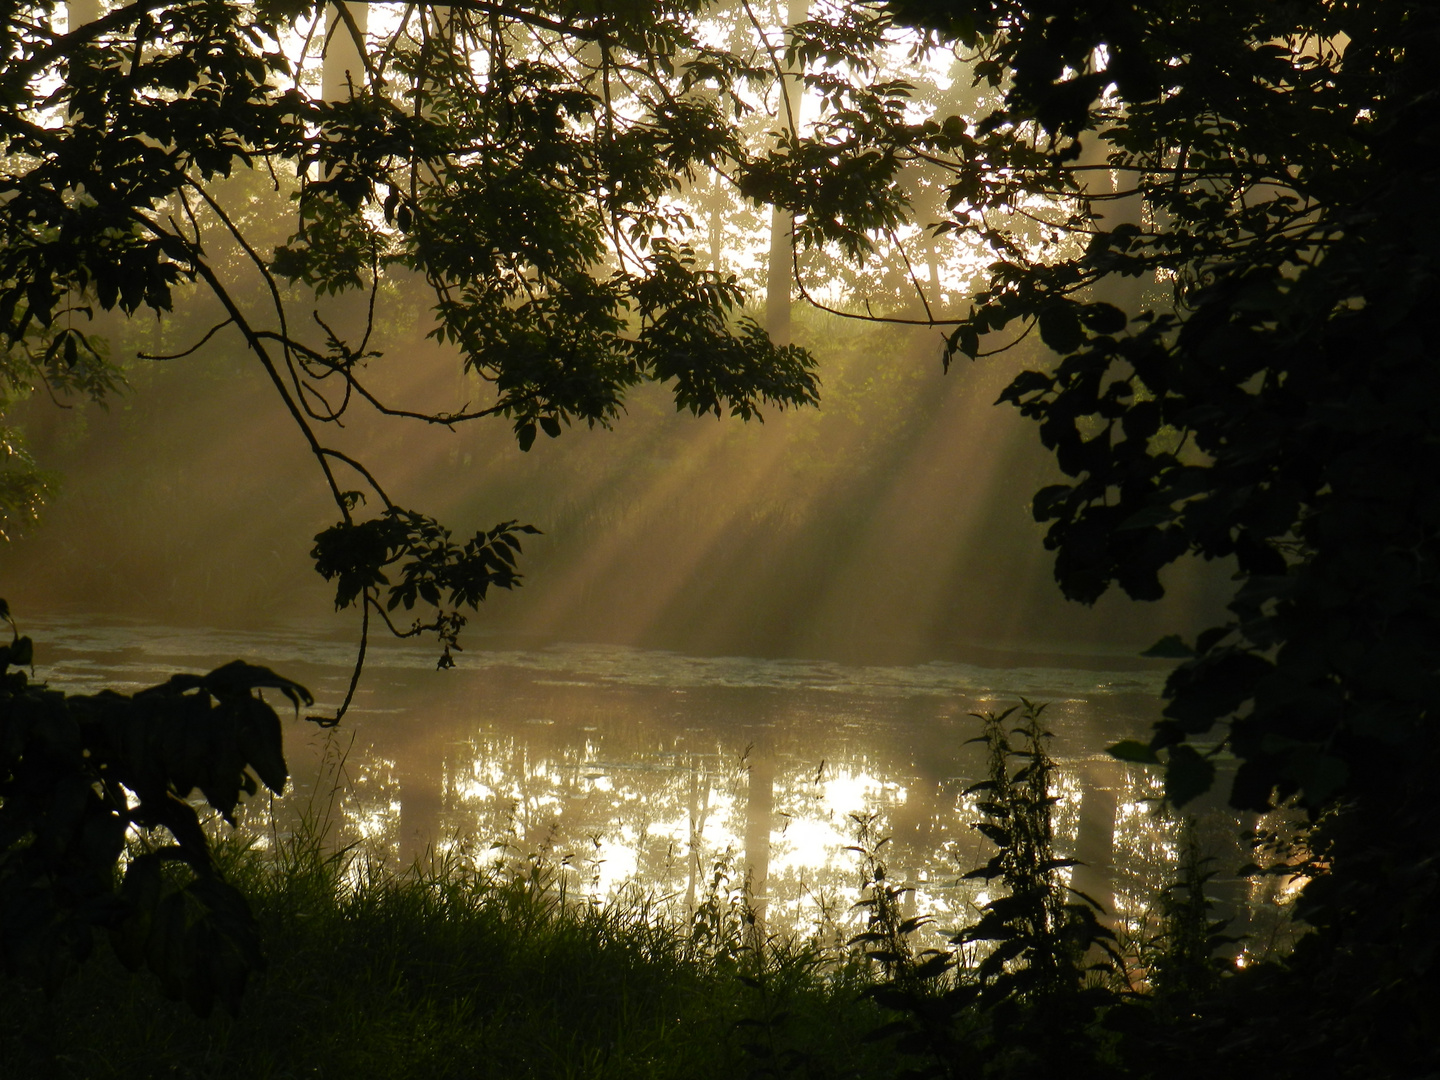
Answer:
6, 0, 1420, 1073
1, 283, 1238, 940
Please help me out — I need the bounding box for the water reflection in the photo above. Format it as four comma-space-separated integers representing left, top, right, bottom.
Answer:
27, 616, 1267, 944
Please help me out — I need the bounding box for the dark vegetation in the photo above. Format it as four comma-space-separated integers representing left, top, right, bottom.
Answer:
1, 658, 1278, 1080
0, 602, 308, 1015
0, 803, 887, 1079
5, 0, 1440, 1075
888, 3, 1440, 1072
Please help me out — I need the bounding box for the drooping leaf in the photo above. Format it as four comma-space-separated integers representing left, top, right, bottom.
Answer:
1163, 744, 1216, 807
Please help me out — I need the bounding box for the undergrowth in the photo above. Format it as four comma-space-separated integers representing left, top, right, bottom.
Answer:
1, 700, 1308, 1080
0, 827, 890, 1080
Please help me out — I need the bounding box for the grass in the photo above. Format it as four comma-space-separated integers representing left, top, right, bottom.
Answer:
0, 705, 1314, 1080
0, 826, 897, 1080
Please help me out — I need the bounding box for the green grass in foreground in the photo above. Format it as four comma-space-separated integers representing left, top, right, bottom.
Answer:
0, 833, 894, 1080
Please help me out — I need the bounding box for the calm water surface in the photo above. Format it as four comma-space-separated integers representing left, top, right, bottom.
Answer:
26, 615, 1231, 942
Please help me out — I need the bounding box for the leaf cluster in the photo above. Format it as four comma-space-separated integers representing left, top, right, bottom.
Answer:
311, 511, 541, 668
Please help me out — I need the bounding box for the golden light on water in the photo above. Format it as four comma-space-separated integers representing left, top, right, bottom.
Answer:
19, 616, 1302, 954
301, 678, 1202, 943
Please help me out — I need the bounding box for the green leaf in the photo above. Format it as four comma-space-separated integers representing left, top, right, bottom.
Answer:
1163, 744, 1216, 807
1108, 739, 1160, 764
1142, 634, 1195, 658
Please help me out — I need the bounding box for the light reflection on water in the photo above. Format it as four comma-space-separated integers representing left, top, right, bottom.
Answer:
26, 616, 1246, 944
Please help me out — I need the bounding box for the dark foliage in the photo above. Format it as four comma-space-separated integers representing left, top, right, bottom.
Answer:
958, 703, 1117, 1005
0, 600, 308, 1014
1141, 825, 1234, 1010
864, 3, 1440, 1070
856, 706, 1126, 1080
310, 512, 541, 670
878, 0, 1440, 821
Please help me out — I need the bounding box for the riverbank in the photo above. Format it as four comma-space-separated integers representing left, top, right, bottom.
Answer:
1, 831, 891, 1079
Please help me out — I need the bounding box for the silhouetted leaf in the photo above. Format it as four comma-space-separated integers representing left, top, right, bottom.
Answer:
1109, 739, 1160, 764
1164, 744, 1216, 807
1142, 634, 1195, 659
1038, 303, 1083, 354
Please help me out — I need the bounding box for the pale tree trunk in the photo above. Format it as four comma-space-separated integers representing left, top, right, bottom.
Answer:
322, 2, 368, 103
901, 162, 944, 317
1077, 125, 1146, 315
764, 0, 809, 345
313, 5, 373, 389
66, 0, 102, 31
926, 234, 942, 306
707, 176, 727, 272
65, 0, 103, 329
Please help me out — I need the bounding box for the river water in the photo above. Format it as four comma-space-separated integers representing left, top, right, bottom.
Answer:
23, 614, 1250, 945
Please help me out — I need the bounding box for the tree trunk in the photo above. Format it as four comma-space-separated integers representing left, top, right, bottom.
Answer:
1077, 126, 1146, 315
322, 2, 368, 103
66, 0, 101, 30
764, 0, 809, 345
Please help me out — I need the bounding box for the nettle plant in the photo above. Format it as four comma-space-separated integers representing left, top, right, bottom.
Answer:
958, 702, 1117, 1003
851, 703, 1125, 1079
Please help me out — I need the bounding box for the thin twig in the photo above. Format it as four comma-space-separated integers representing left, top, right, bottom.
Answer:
137, 319, 235, 360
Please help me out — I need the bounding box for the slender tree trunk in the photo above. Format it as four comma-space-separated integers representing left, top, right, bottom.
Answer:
764, 0, 809, 345
764, 211, 793, 344
1078, 126, 1146, 315
708, 177, 726, 272
322, 2, 368, 103
66, 0, 101, 30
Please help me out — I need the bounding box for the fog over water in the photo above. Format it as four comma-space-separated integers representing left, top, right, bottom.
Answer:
18, 612, 1258, 945
2, 304, 1249, 939
1, 304, 1231, 664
